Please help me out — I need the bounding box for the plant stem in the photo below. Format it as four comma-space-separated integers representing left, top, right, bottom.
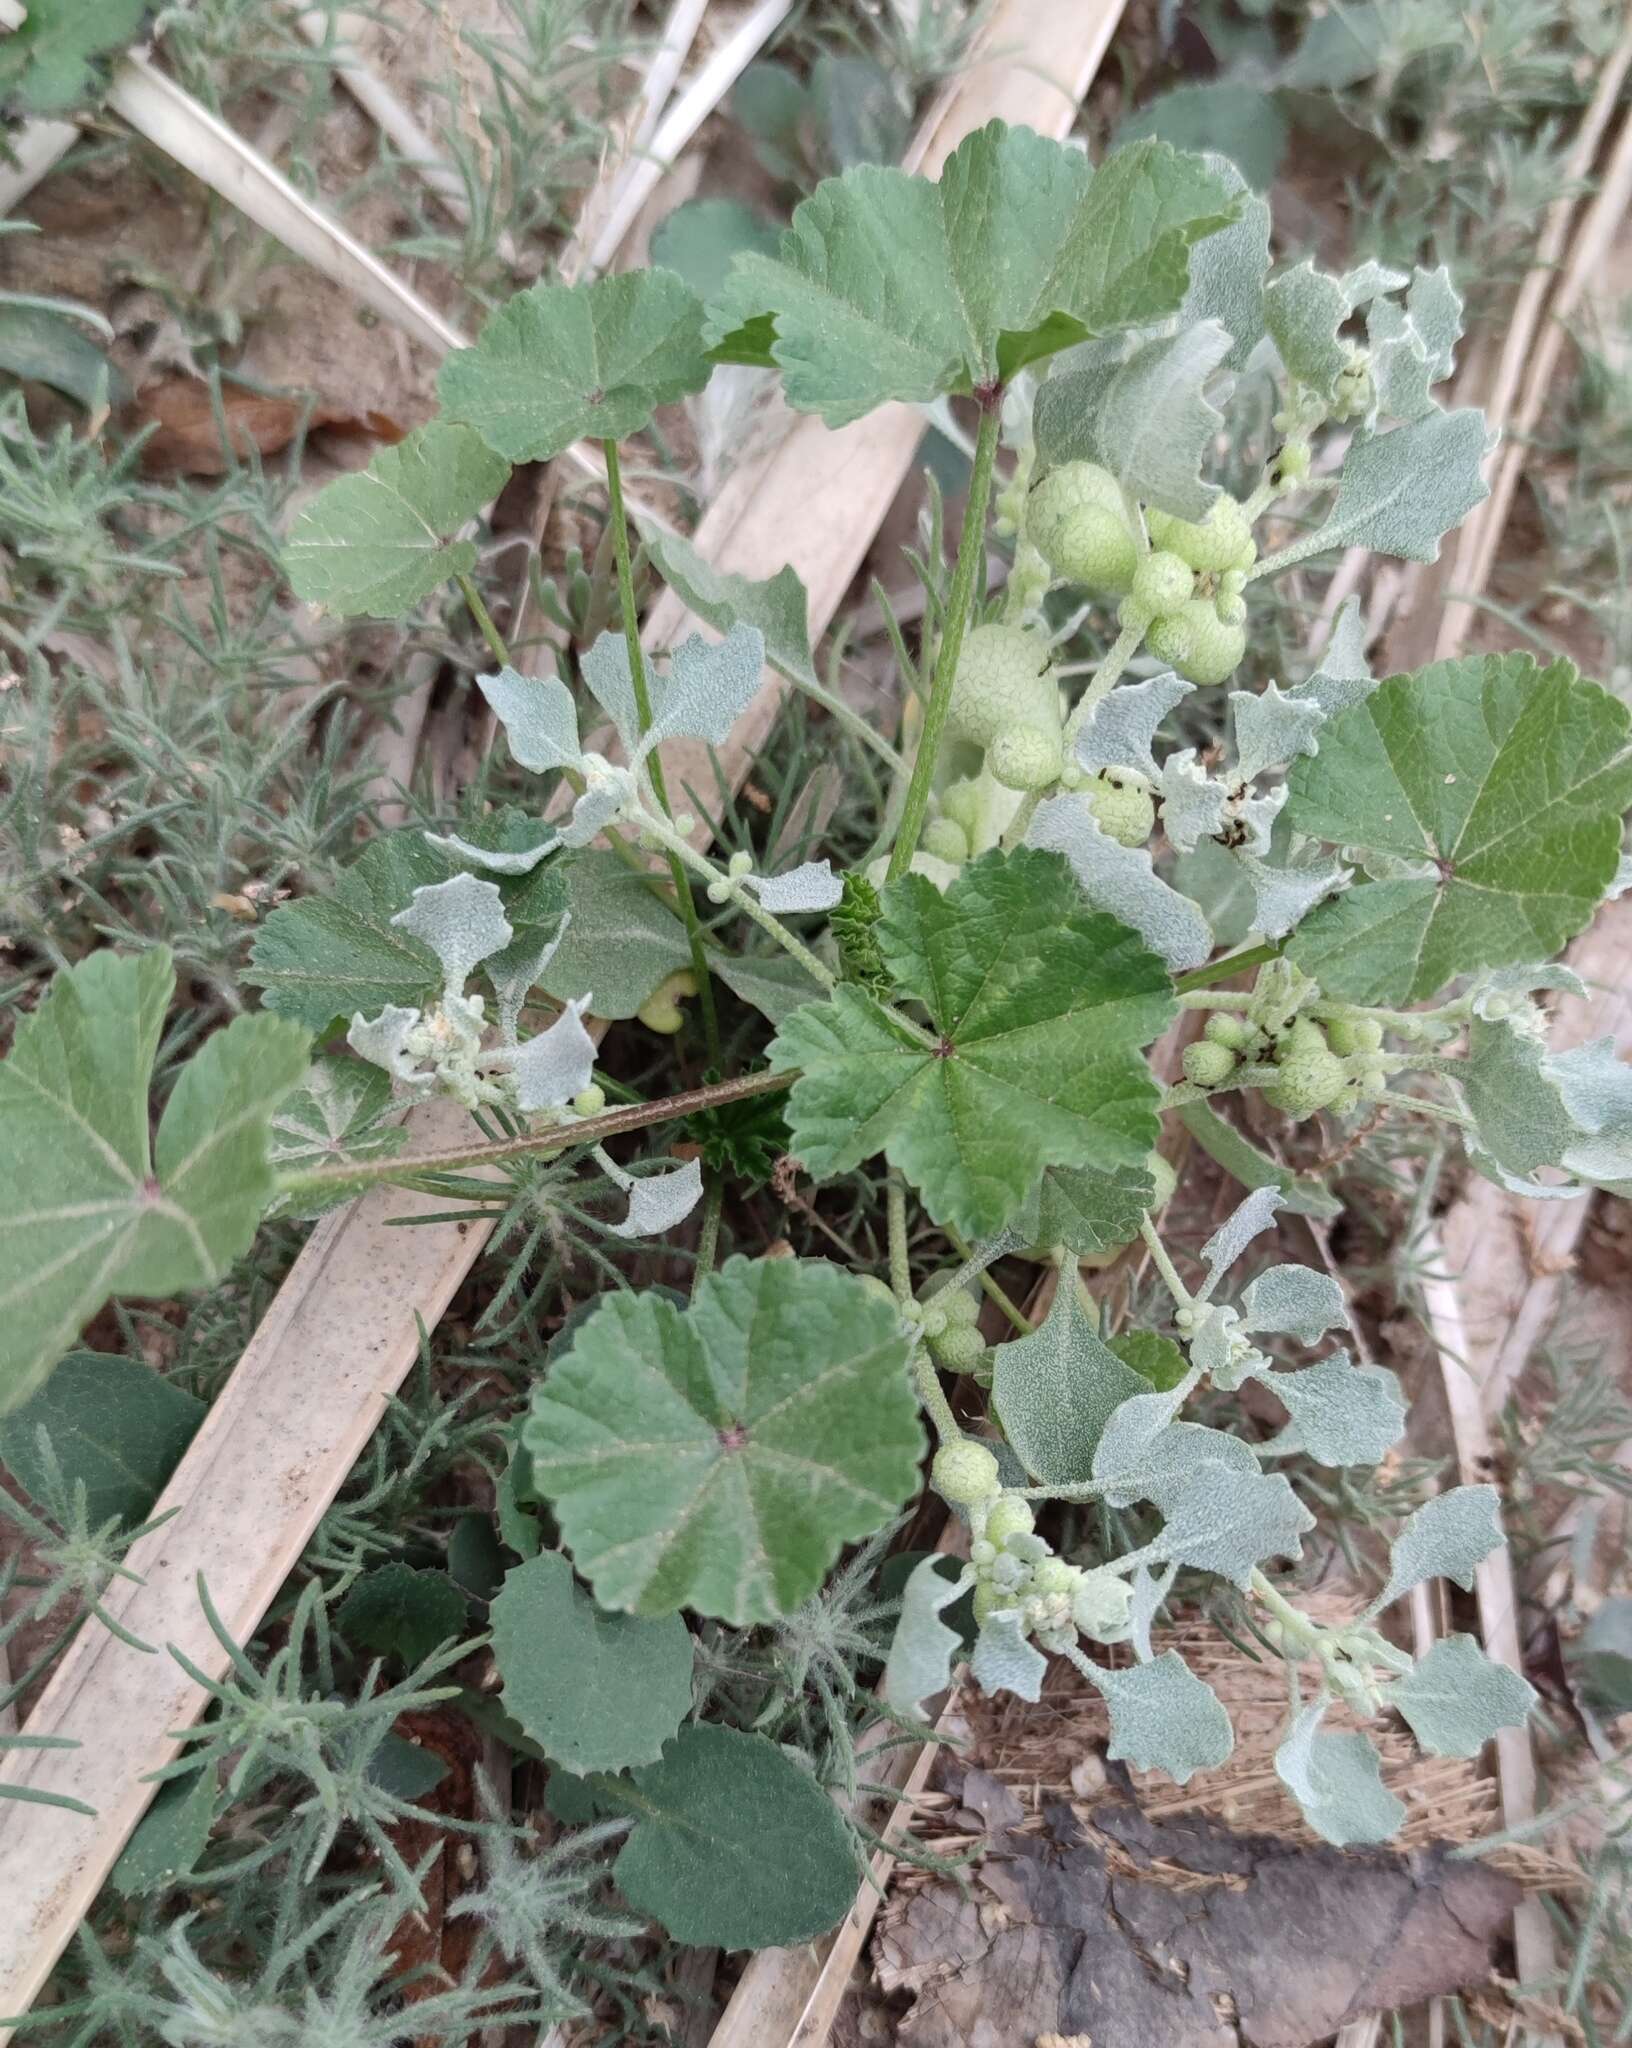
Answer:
914, 1352, 962, 1445
693, 1174, 723, 1292
887, 1175, 912, 1305
1174, 941, 1280, 993
603, 435, 721, 1067
273, 1066, 794, 1198
1137, 1214, 1195, 1309
888, 396, 1003, 881
945, 1226, 1032, 1334
456, 572, 511, 669
1059, 619, 1143, 755
642, 811, 837, 991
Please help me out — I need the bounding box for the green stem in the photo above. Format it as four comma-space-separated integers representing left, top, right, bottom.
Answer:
887, 1176, 912, 1305
641, 811, 839, 993
693, 1175, 724, 1292
456, 572, 511, 669
1060, 619, 1143, 755
1137, 1214, 1195, 1310
914, 1352, 962, 1446
603, 436, 721, 1067
273, 1067, 794, 1199
945, 1226, 1032, 1334
1174, 942, 1280, 993
888, 396, 1003, 881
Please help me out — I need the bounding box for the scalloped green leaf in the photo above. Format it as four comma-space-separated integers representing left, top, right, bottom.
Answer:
439, 270, 712, 461
1285, 654, 1632, 1003
1091, 1652, 1234, 1784
0, 1350, 204, 1526
0, 0, 147, 116
283, 422, 511, 619
1385, 1635, 1536, 1759
0, 951, 310, 1414
705, 122, 1238, 423
768, 849, 1175, 1238
524, 1255, 922, 1624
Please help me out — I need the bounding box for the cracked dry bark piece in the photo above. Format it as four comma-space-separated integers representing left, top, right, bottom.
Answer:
874, 1805, 1519, 2048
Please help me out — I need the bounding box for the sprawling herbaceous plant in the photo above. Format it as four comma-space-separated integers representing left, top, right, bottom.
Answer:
5, 119, 1629, 1935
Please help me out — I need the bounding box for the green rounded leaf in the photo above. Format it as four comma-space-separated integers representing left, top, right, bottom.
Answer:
603, 1724, 857, 1949
1285, 654, 1632, 1003
439, 270, 712, 461
489, 1552, 693, 1773
0, 1351, 204, 1526
524, 1255, 923, 1624
336, 1563, 468, 1667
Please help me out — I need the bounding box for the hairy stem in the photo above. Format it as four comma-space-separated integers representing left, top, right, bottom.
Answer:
1174, 942, 1281, 993
456, 571, 511, 669
888, 396, 1003, 881
1138, 1214, 1195, 1309
693, 1175, 723, 1292
1060, 619, 1143, 755
640, 810, 838, 991
603, 435, 721, 1066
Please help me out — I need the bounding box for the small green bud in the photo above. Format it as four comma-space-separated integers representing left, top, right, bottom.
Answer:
1071, 1574, 1133, 1643
970, 1538, 997, 1567
1028, 462, 1138, 594
921, 816, 970, 865
1146, 1150, 1178, 1210
1148, 598, 1246, 686
984, 1496, 1035, 1545
1263, 1046, 1348, 1118
1086, 771, 1156, 848
972, 1582, 1009, 1626
1274, 440, 1312, 485
571, 1084, 607, 1116
938, 1287, 980, 1328
1215, 590, 1247, 627
1028, 1555, 1079, 1597
1183, 1039, 1237, 1088
1146, 496, 1255, 574
932, 1440, 1001, 1506
727, 849, 753, 879
988, 723, 1064, 792
1204, 1012, 1254, 1050
1131, 549, 1195, 616
948, 623, 1055, 748
1326, 1015, 1383, 1056
930, 1322, 986, 1372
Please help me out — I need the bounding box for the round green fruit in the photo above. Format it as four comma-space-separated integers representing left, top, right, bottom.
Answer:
1086, 771, 1156, 848
988, 723, 1064, 792
932, 1440, 1001, 1506
1147, 598, 1246, 686
949, 624, 1055, 749
985, 1496, 1035, 1546
1183, 1039, 1237, 1089
1147, 496, 1256, 574
1028, 462, 1138, 594
921, 816, 970, 865
1131, 549, 1195, 617
1204, 1012, 1254, 1051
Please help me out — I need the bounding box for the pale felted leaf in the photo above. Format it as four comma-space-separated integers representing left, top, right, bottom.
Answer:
0, 1350, 204, 1526
882, 1557, 967, 1722
524, 1255, 922, 1623
506, 998, 597, 1113
969, 1609, 1048, 1703
1151, 1464, 1313, 1587
1239, 849, 1351, 939
1365, 266, 1462, 424
993, 1278, 1150, 1486
1092, 1652, 1234, 1784
770, 849, 1174, 1238
1127, 1562, 1177, 1663
1275, 1702, 1404, 1846
644, 528, 818, 690
1289, 594, 1374, 718
0, 952, 311, 1413
743, 860, 843, 913
1262, 258, 1401, 402
1256, 408, 1491, 575
489, 1552, 692, 1773
266, 1059, 408, 1217
1237, 1263, 1348, 1342
439, 269, 712, 460
1027, 796, 1214, 973
1385, 1634, 1536, 1759
1262, 1352, 1407, 1467
1199, 1186, 1284, 1295
1284, 653, 1632, 1004
1374, 1485, 1505, 1612
1104, 1421, 1260, 1515
391, 873, 513, 993
346, 1006, 421, 1085
603, 1724, 857, 1950
1089, 1383, 1189, 1504
579, 622, 765, 763
705, 123, 1237, 422
1460, 1017, 1632, 1197
1230, 683, 1328, 782
597, 1154, 704, 1240
1072, 672, 1194, 783
1035, 319, 1233, 522
474, 667, 583, 775
283, 422, 511, 618
1176, 155, 1270, 370
487, 923, 571, 1045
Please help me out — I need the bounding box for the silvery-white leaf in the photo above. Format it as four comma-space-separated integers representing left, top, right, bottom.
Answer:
1091, 1384, 1190, 1502
882, 1558, 968, 1722
1548, 1037, 1632, 1193
478, 666, 583, 774
1108, 1421, 1259, 1514
507, 996, 597, 1111
743, 860, 843, 914
1372, 1485, 1504, 1613
969, 1609, 1047, 1703
1238, 850, 1350, 939
1157, 753, 1231, 852
1234, 787, 1287, 858
1382, 1634, 1535, 1759
488, 917, 571, 1045
558, 773, 631, 851
992, 1276, 1150, 1487
1262, 260, 1353, 399
580, 631, 642, 753
639, 622, 765, 761
1072, 672, 1193, 782
391, 873, 513, 993
1366, 299, 1436, 426
1460, 1016, 1632, 1195
1468, 963, 1589, 1018
1089, 321, 1234, 522
1028, 796, 1212, 971
1343, 259, 1411, 303
1092, 1652, 1233, 1784
348, 1005, 426, 1084
1127, 1562, 1176, 1664
1187, 1302, 1253, 1387
596, 1153, 704, 1240
1257, 409, 1493, 575
1238, 1263, 1348, 1341
1406, 265, 1463, 367
1231, 683, 1328, 782
1180, 157, 1270, 371
1289, 596, 1374, 718
1199, 1186, 1283, 1296
1151, 1464, 1313, 1588
423, 829, 558, 876
1263, 1353, 1407, 1467
1275, 1701, 1403, 1846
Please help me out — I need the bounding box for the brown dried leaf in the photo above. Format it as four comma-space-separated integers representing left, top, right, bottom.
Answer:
130, 376, 402, 476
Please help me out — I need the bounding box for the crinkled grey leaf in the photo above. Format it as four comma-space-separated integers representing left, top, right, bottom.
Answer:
1231, 683, 1328, 782
424, 829, 558, 876
1178, 156, 1269, 371
1028, 795, 1212, 971
347, 1006, 425, 1085
970, 1608, 1046, 1703
1106, 1420, 1259, 1514
479, 667, 583, 775
1127, 1561, 1176, 1663
1366, 267, 1461, 425
645, 623, 766, 758
1091, 1384, 1190, 1502
1461, 1016, 1632, 1196
1199, 1186, 1283, 1295
580, 630, 642, 754
1238, 849, 1351, 939
1289, 596, 1374, 719
599, 1154, 704, 1239
744, 860, 843, 913
1188, 1302, 1255, 1387
1152, 1463, 1313, 1587
1263, 1352, 1407, 1467
882, 1557, 967, 1721
1262, 261, 1351, 399
1238, 1263, 1348, 1341
391, 874, 513, 993
1384, 1634, 1535, 1759
992, 1277, 1150, 1486
1469, 963, 1589, 1017
1257, 409, 1493, 575
1235, 789, 1287, 857
1374, 1485, 1505, 1612
1072, 672, 1194, 782
1275, 1701, 1403, 1846
507, 997, 597, 1111
1158, 753, 1232, 851
488, 919, 571, 1045
1092, 1651, 1234, 1784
